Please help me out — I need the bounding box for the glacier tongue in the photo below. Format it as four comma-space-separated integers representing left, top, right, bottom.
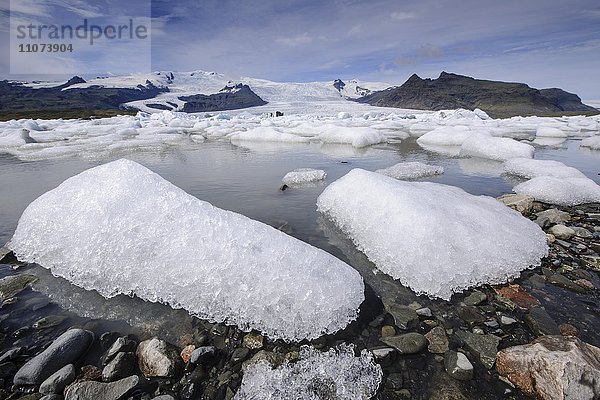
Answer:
8, 159, 364, 341
316, 169, 548, 300
234, 344, 382, 400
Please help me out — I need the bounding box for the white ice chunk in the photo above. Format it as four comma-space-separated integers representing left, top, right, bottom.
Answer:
416, 126, 472, 147
504, 158, 586, 179
514, 176, 600, 206
317, 169, 547, 300
319, 126, 385, 148
9, 159, 364, 341
235, 344, 382, 400
230, 126, 310, 143
282, 168, 327, 185
581, 136, 600, 150
536, 126, 567, 138
375, 162, 444, 180
460, 133, 535, 161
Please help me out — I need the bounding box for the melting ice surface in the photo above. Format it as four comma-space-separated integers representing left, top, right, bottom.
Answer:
8, 159, 365, 341
316, 169, 548, 300
235, 344, 382, 400
375, 161, 444, 180
282, 168, 327, 185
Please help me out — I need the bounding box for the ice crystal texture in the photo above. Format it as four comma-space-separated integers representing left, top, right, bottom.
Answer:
317, 169, 548, 300
9, 159, 365, 341
282, 168, 327, 185
375, 162, 444, 180
235, 344, 382, 400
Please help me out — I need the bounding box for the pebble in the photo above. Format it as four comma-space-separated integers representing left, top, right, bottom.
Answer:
536, 208, 571, 224
242, 332, 264, 350
380, 325, 395, 337
574, 279, 594, 290
39, 364, 76, 394
500, 316, 517, 326
416, 307, 432, 317
455, 330, 500, 369
0, 274, 37, 302
189, 346, 216, 365
231, 348, 249, 363
13, 329, 94, 385
384, 303, 418, 330
424, 326, 449, 354
444, 350, 474, 381
180, 345, 195, 364
65, 375, 139, 400
381, 333, 428, 354
463, 290, 487, 306
548, 273, 586, 293
102, 352, 136, 382
103, 336, 136, 366
33, 316, 67, 330
136, 338, 182, 378
525, 307, 560, 336
548, 225, 575, 240
371, 347, 395, 360
572, 227, 593, 238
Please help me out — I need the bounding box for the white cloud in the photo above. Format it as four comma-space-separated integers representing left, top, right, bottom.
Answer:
276, 32, 313, 47
391, 11, 415, 21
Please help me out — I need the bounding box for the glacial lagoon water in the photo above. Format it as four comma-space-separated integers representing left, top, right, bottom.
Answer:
0, 137, 599, 344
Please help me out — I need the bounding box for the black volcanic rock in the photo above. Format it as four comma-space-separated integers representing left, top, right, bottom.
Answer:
0, 79, 168, 115
333, 79, 346, 91
358, 72, 597, 118
179, 84, 267, 113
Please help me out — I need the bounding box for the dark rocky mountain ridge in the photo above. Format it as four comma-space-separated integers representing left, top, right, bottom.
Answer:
357, 72, 598, 118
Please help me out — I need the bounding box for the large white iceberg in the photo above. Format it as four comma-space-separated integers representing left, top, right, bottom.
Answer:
317, 169, 548, 300
459, 134, 535, 161
235, 344, 382, 400
375, 162, 444, 180
230, 126, 310, 143
416, 126, 472, 147
318, 126, 385, 148
9, 159, 365, 341
514, 176, 600, 206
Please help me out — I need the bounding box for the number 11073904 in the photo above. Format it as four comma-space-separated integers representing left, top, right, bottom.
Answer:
18, 44, 74, 52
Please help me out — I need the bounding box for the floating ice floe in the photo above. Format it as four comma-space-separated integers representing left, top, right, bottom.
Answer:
459, 133, 535, 161
235, 344, 382, 400
536, 126, 567, 138
282, 168, 327, 185
505, 158, 600, 205
317, 169, 548, 300
9, 159, 365, 341
375, 162, 444, 180
503, 158, 586, 179
318, 126, 386, 148
581, 136, 600, 150
416, 126, 472, 147
230, 126, 310, 143
514, 177, 600, 206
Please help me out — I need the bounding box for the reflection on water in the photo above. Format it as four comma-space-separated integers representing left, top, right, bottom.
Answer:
0, 137, 599, 337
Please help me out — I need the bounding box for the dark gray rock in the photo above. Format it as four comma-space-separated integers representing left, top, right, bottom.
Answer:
444, 350, 474, 381
457, 305, 486, 325
455, 330, 500, 369
33, 316, 67, 330
65, 375, 138, 400
381, 333, 428, 354
13, 329, 94, 385
39, 364, 76, 394
0, 274, 37, 302
463, 290, 487, 306
231, 348, 249, 363
0, 347, 25, 363
525, 307, 560, 336
0, 361, 17, 377
384, 303, 418, 330
102, 352, 136, 382
102, 336, 136, 366
189, 346, 216, 365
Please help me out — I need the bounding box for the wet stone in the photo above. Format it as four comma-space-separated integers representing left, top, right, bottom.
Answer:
381, 325, 396, 337
39, 364, 76, 394
231, 348, 249, 363
384, 303, 418, 330
424, 326, 449, 354
444, 351, 474, 381
457, 305, 486, 325
548, 273, 586, 293
455, 330, 500, 369
381, 333, 428, 354
525, 307, 560, 336
102, 352, 136, 382
190, 346, 216, 365
463, 290, 487, 306
65, 375, 139, 400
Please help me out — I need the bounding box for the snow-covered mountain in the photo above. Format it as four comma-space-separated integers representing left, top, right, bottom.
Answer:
43, 70, 391, 113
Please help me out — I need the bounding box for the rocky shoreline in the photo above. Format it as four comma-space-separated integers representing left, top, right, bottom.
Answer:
0, 198, 598, 400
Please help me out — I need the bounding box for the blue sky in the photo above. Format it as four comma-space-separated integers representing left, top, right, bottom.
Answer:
1, 0, 599, 98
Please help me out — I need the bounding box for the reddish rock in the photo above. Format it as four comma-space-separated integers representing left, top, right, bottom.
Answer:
559, 323, 579, 337
496, 336, 600, 400
180, 345, 195, 363
494, 284, 540, 309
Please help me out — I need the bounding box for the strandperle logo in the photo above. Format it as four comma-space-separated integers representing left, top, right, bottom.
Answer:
15, 19, 149, 46
9, 0, 152, 75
